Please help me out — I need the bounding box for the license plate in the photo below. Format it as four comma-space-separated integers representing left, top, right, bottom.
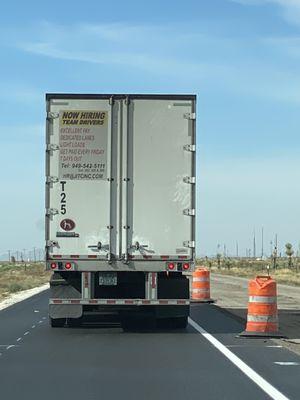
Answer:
99, 272, 117, 286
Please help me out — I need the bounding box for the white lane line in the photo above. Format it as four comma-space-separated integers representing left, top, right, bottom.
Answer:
42, 317, 46, 320
34, 310, 40, 313
24, 331, 29, 336
188, 318, 290, 400
274, 362, 300, 366
6, 345, 16, 350
32, 325, 36, 328
16, 337, 22, 342
227, 345, 282, 348
38, 320, 43, 324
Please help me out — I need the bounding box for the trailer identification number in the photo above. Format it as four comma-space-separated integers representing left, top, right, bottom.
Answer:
60, 181, 67, 214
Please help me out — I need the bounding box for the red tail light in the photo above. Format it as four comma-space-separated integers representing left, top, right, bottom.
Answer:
65, 262, 72, 270
50, 262, 57, 270
168, 262, 175, 270
183, 263, 190, 271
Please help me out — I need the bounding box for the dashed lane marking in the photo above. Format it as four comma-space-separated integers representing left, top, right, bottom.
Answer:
188, 317, 290, 400
16, 337, 22, 342
24, 331, 29, 336
274, 362, 300, 366
6, 345, 16, 350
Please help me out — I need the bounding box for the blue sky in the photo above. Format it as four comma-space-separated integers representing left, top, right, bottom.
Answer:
0, 0, 300, 258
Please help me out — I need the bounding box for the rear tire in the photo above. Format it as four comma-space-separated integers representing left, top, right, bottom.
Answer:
50, 317, 66, 328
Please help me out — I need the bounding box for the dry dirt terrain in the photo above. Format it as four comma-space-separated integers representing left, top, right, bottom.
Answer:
0, 262, 51, 300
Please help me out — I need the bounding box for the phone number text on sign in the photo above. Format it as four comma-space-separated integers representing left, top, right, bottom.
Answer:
59, 110, 108, 180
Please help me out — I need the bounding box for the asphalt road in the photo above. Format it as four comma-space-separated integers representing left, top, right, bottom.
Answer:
0, 290, 299, 400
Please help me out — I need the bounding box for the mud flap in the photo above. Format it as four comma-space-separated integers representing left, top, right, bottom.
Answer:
49, 304, 83, 319
49, 272, 82, 319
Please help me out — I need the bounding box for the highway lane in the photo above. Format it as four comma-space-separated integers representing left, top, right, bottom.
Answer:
0, 290, 299, 400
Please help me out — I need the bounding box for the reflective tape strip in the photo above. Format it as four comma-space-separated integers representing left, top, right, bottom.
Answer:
192, 288, 210, 293
247, 314, 278, 323
249, 296, 277, 304
193, 277, 209, 282
50, 299, 190, 306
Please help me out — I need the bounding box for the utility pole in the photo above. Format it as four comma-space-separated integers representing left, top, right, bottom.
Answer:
236, 241, 239, 258
22, 249, 26, 263
261, 227, 264, 258
253, 230, 256, 259
8, 250, 11, 263
270, 240, 273, 258
33, 247, 36, 263
273, 234, 278, 269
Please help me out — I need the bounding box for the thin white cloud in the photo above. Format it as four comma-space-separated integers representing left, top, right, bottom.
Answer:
17, 22, 226, 79
7, 21, 300, 104
231, 0, 300, 25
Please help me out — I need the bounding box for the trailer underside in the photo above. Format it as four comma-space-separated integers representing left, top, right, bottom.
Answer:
49, 271, 190, 329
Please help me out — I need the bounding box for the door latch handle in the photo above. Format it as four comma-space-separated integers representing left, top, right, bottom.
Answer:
88, 242, 109, 252
130, 241, 149, 251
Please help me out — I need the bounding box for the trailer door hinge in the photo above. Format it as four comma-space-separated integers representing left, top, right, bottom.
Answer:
46, 144, 59, 151
183, 208, 195, 216
46, 176, 59, 184
183, 112, 196, 120
183, 176, 196, 184
46, 208, 59, 216
183, 144, 196, 152
46, 240, 58, 248
183, 240, 195, 248
47, 111, 59, 120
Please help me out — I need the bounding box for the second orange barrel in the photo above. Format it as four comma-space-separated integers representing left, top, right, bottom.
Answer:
241, 275, 281, 337
192, 267, 211, 302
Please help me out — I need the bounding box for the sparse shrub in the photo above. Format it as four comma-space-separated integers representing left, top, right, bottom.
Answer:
8, 283, 23, 293
216, 253, 222, 269
225, 259, 231, 270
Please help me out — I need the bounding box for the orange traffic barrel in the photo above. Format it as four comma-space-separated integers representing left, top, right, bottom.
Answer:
240, 276, 283, 337
191, 267, 213, 303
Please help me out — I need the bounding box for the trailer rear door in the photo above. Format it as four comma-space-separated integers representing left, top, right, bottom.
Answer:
122, 98, 195, 261
46, 98, 116, 259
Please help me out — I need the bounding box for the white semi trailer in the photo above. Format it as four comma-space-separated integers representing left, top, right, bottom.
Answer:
45, 94, 196, 329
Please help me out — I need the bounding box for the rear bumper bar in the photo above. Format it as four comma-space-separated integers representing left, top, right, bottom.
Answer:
49, 298, 190, 306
